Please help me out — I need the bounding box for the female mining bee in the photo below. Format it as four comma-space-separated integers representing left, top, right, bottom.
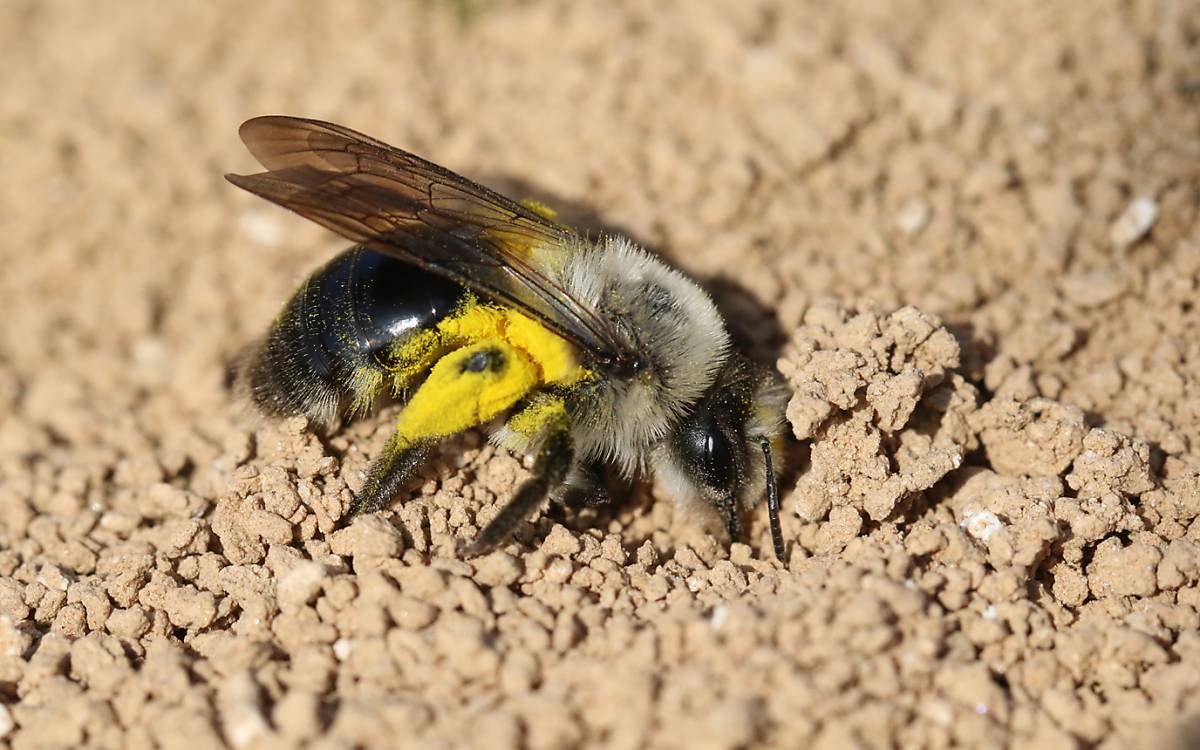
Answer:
227, 116, 789, 559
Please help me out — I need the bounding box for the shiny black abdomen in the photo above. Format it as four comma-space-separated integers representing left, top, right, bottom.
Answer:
243, 246, 468, 421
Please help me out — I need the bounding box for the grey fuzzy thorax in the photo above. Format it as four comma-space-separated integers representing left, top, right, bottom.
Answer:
547, 235, 732, 476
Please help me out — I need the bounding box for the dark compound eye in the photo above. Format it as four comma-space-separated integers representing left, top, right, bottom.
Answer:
676, 411, 736, 489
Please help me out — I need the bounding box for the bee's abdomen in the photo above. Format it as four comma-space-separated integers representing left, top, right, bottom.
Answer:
243, 246, 467, 422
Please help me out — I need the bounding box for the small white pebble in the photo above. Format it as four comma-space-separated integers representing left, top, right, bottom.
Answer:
1110, 197, 1158, 248
894, 197, 931, 236
37, 565, 69, 592
982, 605, 997, 621
277, 561, 328, 612
710, 604, 728, 631
544, 557, 574, 584
962, 511, 1003, 543
923, 698, 954, 727
221, 674, 269, 749
332, 638, 352, 660
227, 707, 268, 748
239, 209, 286, 247
131, 337, 169, 371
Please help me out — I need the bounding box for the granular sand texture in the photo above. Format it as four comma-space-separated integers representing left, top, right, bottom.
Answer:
2, 1, 1200, 749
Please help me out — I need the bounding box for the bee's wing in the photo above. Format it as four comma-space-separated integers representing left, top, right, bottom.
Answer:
226, 115, 636, 371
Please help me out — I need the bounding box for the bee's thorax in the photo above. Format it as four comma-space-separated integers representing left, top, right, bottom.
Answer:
544, 236, 732, 475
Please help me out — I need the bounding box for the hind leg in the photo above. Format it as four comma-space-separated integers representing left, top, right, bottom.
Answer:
353, 435, 434, 516
351, 339, 540, 517
464, 422, 573, 556
560, 460, 610, 509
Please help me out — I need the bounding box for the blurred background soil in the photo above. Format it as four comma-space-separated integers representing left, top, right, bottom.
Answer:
2, 1, 1200, 748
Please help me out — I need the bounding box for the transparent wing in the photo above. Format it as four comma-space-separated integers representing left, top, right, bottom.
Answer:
226, 115, 637, 371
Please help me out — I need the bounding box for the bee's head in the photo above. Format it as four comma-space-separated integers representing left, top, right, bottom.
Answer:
660, 356, 790, 560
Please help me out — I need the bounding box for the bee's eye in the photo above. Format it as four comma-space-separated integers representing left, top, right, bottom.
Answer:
676, 412, 736, 489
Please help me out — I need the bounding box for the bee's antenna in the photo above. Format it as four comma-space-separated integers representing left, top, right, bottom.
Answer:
761, 438, 785, 562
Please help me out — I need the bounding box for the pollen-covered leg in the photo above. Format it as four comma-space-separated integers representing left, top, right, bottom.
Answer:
464, 425, 574, 556
351, 338, 541, 517
353, 434, 433, 516
394, 339, 539, 442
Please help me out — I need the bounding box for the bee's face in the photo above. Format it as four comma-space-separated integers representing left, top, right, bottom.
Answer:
661, 357, 786, 548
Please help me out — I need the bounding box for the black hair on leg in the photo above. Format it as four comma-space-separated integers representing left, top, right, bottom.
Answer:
464, 427, 574, 556
352, 434, 433, 517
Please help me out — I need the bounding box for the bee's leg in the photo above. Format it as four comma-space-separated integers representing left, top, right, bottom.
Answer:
351, 338, 538, 519
560, 460, 611, 509
717, 493, 744, 546
761, 437, 786, 561
352, 433, 434, 516
464, 425, 573, 556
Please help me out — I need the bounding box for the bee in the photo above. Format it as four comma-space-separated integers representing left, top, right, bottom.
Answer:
227, 116, 789, 559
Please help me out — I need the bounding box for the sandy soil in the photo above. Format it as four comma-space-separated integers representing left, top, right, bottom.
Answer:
2, 1, 1200, 748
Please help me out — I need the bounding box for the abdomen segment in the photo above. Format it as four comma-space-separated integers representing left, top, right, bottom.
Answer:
241, 246, 468, 423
